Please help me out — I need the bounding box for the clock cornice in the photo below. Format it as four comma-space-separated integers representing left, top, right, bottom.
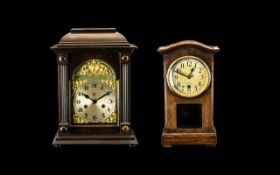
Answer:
157, 40, 219, 54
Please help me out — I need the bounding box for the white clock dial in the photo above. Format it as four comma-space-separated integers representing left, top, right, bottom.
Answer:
167, 56, 211, 98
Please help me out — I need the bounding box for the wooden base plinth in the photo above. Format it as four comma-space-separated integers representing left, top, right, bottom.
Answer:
52, 130, 138, 146
161, 130, 217, 147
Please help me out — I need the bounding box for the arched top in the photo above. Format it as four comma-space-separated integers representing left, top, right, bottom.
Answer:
73, 59, 116, 81
157, 40, 220, 54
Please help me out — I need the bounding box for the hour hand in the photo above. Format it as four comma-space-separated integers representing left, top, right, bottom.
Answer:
82, 92, 95, 101
187, 68, 195, 79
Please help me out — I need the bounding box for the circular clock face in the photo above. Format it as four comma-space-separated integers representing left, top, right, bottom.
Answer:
166, 56, 211, 98
74, 82, 116, 123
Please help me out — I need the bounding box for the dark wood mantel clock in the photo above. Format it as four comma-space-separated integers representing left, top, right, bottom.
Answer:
50, 28, 138, 146
157, 40, 219, 147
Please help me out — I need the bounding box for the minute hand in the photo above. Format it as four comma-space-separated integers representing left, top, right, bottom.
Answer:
93, 91, 111, 104
174, 70, 189, 78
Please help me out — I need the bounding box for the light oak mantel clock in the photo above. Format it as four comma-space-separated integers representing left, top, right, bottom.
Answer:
50, 28, 138, 146
157, 40, 219, 147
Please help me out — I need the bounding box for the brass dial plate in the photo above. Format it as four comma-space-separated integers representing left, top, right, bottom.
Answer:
72, 59, 117, 124
74, 82, 116, 123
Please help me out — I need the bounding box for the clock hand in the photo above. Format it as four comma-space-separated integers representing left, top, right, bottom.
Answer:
82, 92, 95, 102
187, 68, 195, 79
174, 70, 189, 78
174, 68, 195, 79
93, 91, 111, 104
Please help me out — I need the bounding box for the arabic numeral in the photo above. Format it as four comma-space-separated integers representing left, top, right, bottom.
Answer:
92, 115, 97, 120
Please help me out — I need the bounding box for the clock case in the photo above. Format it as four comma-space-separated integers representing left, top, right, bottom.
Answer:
50, 28, 138, 146
158, 40, 219, 147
